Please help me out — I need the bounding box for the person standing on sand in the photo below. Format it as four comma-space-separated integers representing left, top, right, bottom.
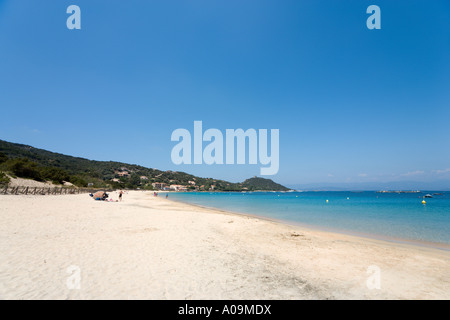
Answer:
119, 190, 124, 202
166, 193, 168, 199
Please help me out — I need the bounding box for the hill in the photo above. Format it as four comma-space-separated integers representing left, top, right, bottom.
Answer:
0, 139, 289, 191
242, 177, 290, 191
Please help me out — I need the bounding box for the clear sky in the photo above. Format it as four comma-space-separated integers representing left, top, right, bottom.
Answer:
0, 0, 449, 188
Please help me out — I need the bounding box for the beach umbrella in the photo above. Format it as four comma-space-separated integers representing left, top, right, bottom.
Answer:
93, 191, 104, 199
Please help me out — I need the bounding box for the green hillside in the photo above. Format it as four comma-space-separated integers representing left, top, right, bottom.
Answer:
242, 177, 290, 191
0, 139, 290, 191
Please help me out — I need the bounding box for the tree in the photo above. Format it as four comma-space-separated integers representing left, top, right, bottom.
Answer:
7, 158, 42, 181
0, 172, 10, 185
40, 167, 71, 184
126, 174, 141, 189
0, 152, 8, 164
69, 176, 88, 187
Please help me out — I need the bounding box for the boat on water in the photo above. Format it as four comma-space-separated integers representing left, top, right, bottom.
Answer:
424, 194, 433, 198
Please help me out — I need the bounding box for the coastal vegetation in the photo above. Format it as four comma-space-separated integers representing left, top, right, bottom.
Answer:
0, 171, 10, 186
0, 140, 289, 191
241, 177, 289, 191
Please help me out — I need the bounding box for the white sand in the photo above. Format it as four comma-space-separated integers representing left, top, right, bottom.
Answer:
6, 177, 56, 188
0, 191, 448, 300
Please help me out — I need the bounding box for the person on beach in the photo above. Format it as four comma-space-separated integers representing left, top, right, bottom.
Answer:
119, 190, 124, 202
166, 193, 168, 199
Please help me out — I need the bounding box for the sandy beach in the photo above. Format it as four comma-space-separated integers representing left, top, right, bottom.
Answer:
0, 191, 448, 300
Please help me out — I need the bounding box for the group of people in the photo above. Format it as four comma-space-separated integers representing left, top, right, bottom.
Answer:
90, 190, 124, 202
89, 190, 172, 202
153, 192, 169, 199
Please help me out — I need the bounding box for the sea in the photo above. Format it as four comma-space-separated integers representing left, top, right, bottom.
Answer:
167, 191, 450, 248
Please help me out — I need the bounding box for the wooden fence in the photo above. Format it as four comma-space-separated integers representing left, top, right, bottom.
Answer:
0, 185, 113, 196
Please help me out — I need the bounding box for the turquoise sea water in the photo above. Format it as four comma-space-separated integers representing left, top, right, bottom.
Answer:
167, 191, 450, 246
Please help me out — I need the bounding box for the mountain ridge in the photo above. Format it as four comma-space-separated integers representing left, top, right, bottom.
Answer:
0, 139, 289, 191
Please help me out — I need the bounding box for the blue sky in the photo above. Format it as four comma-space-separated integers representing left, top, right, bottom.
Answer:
0, 0, 449, 188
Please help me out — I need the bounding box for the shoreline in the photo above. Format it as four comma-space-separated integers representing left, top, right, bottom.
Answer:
165, 195, 450, 252
1, 191, 449, 299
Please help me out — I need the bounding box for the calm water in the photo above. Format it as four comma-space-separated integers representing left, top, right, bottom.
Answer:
167, 191, 450, 246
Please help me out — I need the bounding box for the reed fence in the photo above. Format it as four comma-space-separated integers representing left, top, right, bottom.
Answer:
0, 185, 113, 196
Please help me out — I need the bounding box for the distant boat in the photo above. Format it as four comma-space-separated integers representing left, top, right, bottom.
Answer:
432, 193, 443, 196
424, 194, 433, 198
